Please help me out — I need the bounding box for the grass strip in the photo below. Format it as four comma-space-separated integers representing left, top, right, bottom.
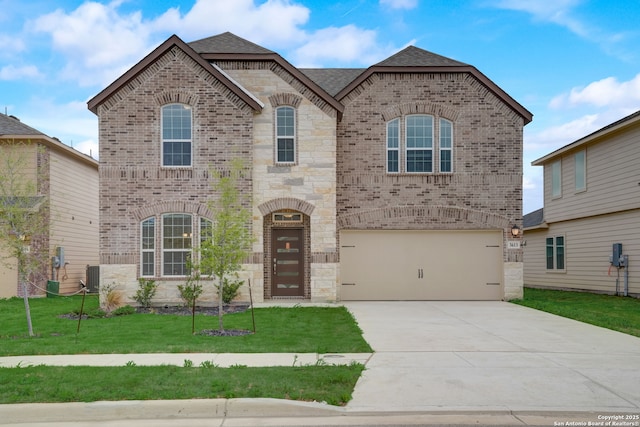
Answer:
512, 287, 640, 337
0, 296, 372, 356
0, 363, 364, 405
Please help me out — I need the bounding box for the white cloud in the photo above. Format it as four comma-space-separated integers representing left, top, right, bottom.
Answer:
169, 0, 309, 47
0, 64, 40, 80
493, 0, 587, 35
32, 1, 154, 87
292, 25, 388, 67
550, 73, 640, 109
380, 0, 419, 10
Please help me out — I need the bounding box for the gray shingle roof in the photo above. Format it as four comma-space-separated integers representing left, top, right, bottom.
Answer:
523, 208, 544, 228
0, 114, 45, 136
188, 32, 275, 54
375, 46, 468, 67
299, 68, 365, 96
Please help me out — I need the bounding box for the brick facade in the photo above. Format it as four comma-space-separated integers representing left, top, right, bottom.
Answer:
90, 33, 529, 305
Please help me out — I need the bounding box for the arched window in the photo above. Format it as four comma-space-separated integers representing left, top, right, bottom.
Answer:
385, 114, 454, 174
162, 104, 192, 167
386, 118, 400, 173
162, 213, 192, 276
141, 217, 155, 277
405, 115, 433, 173
276, 106, 295, 163
439, 118, 453, 173
140, 214, 216, 278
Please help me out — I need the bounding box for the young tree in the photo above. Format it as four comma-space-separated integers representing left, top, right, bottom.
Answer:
0, 140, 50, 337
199, 159, 253, 333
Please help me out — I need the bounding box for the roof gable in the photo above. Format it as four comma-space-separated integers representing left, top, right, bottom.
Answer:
87, 34, 263, 114
375, 46, 467, 67
189, 32, 275, 54
336, 46, 532, 125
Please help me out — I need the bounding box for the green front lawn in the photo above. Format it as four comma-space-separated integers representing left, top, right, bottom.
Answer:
512, 287, 640, 338
0, 295, 370, 405
0, 364, 364, 405
0, 295, 372, 356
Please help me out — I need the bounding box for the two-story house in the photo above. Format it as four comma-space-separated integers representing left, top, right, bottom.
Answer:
88, 32, 531, 304
524, 110, 640, 297
0, 113, 99, 297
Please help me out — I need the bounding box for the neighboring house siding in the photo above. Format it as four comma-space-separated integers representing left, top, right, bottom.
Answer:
544, 121, 640, 223
49, 149, 99, 294
525, 111, 640, 298
524, 209, 640, 296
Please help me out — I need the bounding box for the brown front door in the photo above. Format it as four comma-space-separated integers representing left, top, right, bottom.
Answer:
272, 228, 304, 297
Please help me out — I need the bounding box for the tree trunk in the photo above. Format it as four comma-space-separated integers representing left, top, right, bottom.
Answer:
21, 278, 34, 337
217, 274, 224, 332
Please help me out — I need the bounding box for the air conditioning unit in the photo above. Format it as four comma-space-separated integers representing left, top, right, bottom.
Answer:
86, 265, 100, 293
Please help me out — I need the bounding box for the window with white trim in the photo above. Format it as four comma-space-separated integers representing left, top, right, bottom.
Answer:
574, 150, 586, 192
439, 118, 453, 173
141, 217, 155, 277
387, 118, 400, 173
162, 104, 192, 167
141, 214, 215, 278
551, 160, 562, 198
276, 106, 295, 163
546, 235, 565, 271
385, 114, 453, 174
162, 213, 192, 276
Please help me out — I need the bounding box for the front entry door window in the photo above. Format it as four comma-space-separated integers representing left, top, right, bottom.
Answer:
272, 228, 304, 297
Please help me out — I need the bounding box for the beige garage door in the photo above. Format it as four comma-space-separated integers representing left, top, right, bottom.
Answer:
340, 230, 503, 300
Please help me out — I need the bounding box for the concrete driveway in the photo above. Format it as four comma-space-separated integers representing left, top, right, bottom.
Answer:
343, 301, 640, 414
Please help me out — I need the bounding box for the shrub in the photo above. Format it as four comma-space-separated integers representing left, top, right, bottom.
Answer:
219, 278, 243, 304
112, 305, 136, 316
133, 278, 158, 308
100, 283, 123, 315
178, 281, 204, 308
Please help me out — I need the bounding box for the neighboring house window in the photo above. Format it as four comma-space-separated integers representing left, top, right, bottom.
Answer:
387, 118, 400, 173
385, 114, 453, 174
546, 236, 565, 271
406, 115, 433, 173
551, 160, 562, 198
162, 104, 192, 167
574, 150, 586, 192
141, 217, 155, 277
439, 118, 453, 173
162, 213, 192, 276
276, 106, 295, 163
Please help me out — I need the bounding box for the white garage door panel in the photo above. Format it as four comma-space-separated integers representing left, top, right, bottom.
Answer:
340, 230, 503, 300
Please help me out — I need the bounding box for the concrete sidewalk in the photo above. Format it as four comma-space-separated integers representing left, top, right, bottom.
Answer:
0, 352, 371, 368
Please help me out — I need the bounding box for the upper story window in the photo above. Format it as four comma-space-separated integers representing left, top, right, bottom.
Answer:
387, 119, 400, 173
551, 160, 562, 198
439, 119, 453, 173
162, 104, 192, 167
276, 106, 295, 164
574, 150, 586, 192
386, 114, 453, 174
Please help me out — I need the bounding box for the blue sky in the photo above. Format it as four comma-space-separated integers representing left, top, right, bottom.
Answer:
1, 0, 639, 214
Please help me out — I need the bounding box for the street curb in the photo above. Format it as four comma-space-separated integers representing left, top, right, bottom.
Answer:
1, 398, 637, 425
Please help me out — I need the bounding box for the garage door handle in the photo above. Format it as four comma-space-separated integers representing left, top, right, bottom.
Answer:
418, 268, 423, 279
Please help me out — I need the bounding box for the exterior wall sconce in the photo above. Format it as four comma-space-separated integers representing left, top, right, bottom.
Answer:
510, 225, 520, 238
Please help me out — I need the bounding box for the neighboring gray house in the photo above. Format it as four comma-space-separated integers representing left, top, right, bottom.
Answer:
88, 32, 531, 305
523, 110, 640, 297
